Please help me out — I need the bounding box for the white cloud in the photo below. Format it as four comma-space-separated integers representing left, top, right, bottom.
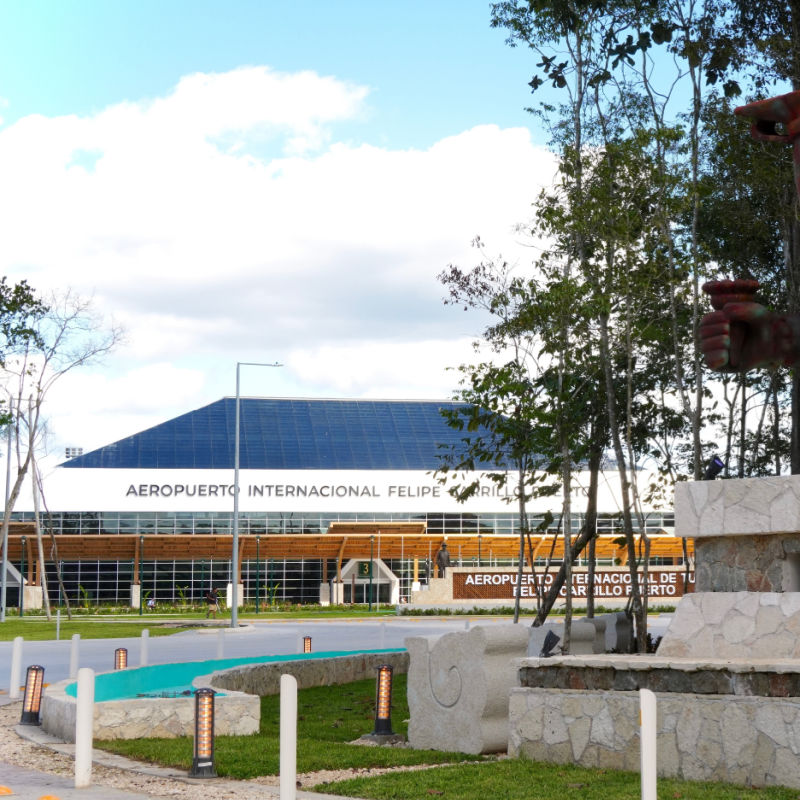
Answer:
0, 66, 556, 455
286, 337, 484, 399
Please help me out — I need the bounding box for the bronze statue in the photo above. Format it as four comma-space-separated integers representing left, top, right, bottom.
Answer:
699, 279, 800, 370
435, 542, 451, 578
701, 91, 800, 371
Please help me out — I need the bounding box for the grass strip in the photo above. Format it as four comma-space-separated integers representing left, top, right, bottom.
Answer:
0, 619, 191, 640
96, 674, 485, 779
316, 757, 800, 800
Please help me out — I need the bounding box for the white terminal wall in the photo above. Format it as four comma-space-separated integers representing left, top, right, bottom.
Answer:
24, 468, 660, 515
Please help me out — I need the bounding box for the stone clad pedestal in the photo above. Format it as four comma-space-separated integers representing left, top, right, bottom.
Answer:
676, 476, 800, 592
508, 475, 800, 790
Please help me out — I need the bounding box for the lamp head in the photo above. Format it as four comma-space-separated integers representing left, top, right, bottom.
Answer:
703, 456, 725, 480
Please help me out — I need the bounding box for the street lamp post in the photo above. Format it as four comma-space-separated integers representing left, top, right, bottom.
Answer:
232, 361, 281, 629
1, 398, 13, 623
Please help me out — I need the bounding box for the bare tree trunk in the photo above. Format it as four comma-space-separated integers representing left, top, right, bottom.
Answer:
513, 466, 526, 624
584, 436, 601, 618
37, 466, 72, 619
31, 452, 51, 621
598, 311, 646, 651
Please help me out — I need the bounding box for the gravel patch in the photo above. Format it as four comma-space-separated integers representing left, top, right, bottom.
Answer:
0, 700, 474, 798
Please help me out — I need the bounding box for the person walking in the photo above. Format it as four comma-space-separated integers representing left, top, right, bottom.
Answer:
205, 587, 220, 619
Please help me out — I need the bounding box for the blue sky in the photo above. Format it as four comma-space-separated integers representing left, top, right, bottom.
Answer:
0, 1, 539, 147
0, 0, 558, 466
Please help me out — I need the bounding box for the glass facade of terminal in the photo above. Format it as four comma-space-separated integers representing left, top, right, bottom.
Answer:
10, 507, 675, 605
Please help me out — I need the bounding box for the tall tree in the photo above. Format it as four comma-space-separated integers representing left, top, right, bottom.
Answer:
0, 291, 123, 619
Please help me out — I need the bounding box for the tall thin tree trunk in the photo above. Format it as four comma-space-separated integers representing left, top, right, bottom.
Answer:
584, 438, 601, 618
38, 466, 72, 619
513, 466, 526, 624
598, 311, 646, 651
31, 452, 51, 621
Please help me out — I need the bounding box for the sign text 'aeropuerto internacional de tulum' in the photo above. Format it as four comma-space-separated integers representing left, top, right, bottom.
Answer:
454, 569, 694, 600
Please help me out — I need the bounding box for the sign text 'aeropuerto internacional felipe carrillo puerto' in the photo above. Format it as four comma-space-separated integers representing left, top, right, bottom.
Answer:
32, 467, 660, 515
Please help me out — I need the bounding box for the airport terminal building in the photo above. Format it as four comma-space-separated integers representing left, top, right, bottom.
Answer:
7, 397, 675, 606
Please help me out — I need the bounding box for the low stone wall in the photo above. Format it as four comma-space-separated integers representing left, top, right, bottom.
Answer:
210, 650, 409, 695
41, 677, 259, 742
405, 624, 529, 754
509, 654, 800, 789
41, 651, 407, 742
509, 687, 800, 788
518, 654, 800, 695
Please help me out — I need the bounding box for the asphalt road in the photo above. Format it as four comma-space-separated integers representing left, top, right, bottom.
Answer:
0, 614, 675, 690
0, 617, 500, 688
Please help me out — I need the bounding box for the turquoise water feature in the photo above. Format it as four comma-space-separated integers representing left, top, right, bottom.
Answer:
65, 648, 405, 702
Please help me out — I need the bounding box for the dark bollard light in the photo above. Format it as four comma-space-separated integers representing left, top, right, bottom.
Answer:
703, 456, 725, 480
539, 630, 561, 658
303, 635, 312, 653
20, 665, 45, 725
372, 664, 394, 735
114, 647, 128, 670
190, 688, 217, 778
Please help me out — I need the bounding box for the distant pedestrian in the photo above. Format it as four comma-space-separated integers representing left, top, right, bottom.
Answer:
146, 597, 155, 611
205, 588, 220, 619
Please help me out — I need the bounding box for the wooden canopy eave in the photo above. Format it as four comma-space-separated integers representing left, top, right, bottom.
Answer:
2, 532, 693, 562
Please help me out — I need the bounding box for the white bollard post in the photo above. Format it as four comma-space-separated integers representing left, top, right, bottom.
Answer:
640, 688, 657, 800
216, 628, 224, 659
9, 636, 22, 699
464, 618, 470, 631
280, 674, 297, 800
140, 629, 149, 666
69, 634, 81, 679
56, 609, 61, 641
74, 667, 95, 789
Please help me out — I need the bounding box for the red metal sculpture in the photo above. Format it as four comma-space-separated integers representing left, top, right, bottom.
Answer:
700, 91, 800, 371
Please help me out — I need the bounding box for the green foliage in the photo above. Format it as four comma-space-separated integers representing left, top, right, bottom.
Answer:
78, 584, 93, 610
0, 619, 191, 640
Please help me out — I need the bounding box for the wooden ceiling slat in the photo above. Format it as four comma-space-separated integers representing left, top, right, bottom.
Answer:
2, 532, 693, 561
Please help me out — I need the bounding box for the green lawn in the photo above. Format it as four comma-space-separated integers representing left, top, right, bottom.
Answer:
318, 758, 800, 800
96, 674, 485, 778
0, 605, 404, 641
95, 675, 800, 800
0, 618, 191, 640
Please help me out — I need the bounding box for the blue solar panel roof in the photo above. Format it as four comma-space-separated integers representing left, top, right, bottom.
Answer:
61, 398, 486, 470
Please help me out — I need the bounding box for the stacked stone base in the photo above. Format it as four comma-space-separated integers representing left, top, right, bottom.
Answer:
509, 654, 800, 788
510, 687, 800, 788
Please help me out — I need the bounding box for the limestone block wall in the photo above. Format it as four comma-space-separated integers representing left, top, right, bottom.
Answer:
211, 651, 409, 695
508, 687, 800, 789
657, 592, 800, 659
675, 475, 800, 539
41, 652, 404, 742
41, 679, 259, 742
405, 624, 529, 754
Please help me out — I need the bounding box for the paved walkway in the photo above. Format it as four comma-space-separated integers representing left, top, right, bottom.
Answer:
1, 692, 360, 800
